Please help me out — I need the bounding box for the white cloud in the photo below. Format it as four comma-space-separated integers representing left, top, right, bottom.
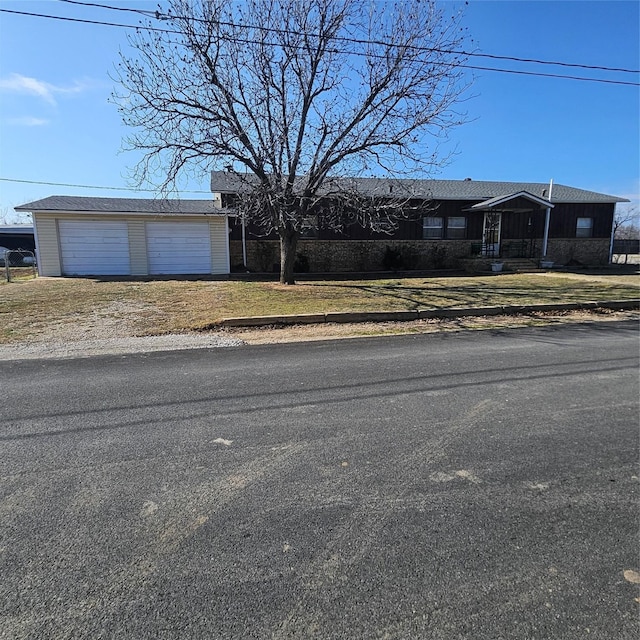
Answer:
8, 116, 49, 126
0, 73, 87, 106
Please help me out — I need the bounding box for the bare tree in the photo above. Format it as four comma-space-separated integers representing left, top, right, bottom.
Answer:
113, 0, 470, 283
613, 206, 639, 239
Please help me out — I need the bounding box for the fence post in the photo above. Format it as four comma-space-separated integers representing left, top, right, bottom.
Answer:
4, 250, 37, 281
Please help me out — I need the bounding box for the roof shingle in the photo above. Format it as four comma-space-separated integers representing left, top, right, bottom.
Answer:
15, 196, 224, 214
210, 171, 628, 203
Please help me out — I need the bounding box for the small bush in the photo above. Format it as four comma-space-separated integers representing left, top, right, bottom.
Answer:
382, 246, 404, 270
294, 252, 310, 273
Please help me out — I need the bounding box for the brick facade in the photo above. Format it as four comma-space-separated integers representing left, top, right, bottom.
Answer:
545, 238, 611, 266
231, 237, 612, 273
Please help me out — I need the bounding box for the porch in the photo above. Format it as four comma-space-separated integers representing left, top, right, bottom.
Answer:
464, 190, 555, 263
469, 239, 542, 260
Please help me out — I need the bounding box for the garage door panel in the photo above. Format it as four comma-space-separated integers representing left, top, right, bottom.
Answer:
59, 220, 130, 276
146, 222, 211, 274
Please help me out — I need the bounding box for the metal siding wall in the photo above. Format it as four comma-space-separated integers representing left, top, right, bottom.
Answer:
210, 216, 230, 274
33, 214, 61, 276
127, 221, 148, 275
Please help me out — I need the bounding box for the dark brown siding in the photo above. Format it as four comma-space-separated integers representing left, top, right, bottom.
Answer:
227, 200, 615, 242
501, 210, 546, 239
549, 203, 614, 238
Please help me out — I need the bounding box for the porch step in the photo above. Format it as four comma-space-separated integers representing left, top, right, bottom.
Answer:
500, 259, 544, 273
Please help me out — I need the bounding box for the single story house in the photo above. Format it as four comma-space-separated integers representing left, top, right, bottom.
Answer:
15, 177, 629, 277
210, 172, 629, 273
14, 196, 230, 277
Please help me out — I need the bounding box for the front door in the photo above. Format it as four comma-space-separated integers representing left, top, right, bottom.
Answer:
482, 211, 502, 257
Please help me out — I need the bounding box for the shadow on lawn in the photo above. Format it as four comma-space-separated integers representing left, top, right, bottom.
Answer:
307, 279, 631, 310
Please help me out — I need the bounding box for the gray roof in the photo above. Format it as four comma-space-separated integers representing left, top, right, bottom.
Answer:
15, 196, 224, 215
210, 171, 628, 203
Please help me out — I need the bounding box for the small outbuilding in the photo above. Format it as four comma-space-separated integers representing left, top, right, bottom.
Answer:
14, 196, 231, 277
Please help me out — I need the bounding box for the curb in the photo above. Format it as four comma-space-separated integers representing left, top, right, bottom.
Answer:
218, 299, 640, 328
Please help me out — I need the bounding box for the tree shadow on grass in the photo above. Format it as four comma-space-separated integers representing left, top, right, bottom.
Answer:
307, 278, 635, 310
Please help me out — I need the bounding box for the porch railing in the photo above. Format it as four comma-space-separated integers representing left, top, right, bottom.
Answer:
470, 240, 538, 259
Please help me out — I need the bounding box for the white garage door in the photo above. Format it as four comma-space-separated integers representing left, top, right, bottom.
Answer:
146, 222, 211, 274
59, 220, 130, 275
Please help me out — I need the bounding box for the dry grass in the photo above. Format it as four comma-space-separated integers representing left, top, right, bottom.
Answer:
227, 308, 640, 345
0, 272, 638, 344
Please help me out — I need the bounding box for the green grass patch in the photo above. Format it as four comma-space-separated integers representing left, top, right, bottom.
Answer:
0, 273, 637, 343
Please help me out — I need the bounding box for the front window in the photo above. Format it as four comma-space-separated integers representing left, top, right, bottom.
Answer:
447, 217, 466, 239
423, 216, 443, 239
576, 217, 593, 238
299, 216, 318, 239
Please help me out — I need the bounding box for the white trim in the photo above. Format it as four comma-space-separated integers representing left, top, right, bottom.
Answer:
24, 209, 228, 218
482, 211, 502, 256
468, 190, 556, 211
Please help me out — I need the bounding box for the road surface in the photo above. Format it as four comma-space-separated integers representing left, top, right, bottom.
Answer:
1, 322, 638, 639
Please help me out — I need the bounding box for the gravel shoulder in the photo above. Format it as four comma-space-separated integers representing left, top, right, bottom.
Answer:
1, 307, 637, 361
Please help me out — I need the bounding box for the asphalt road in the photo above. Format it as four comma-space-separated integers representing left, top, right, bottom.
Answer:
1, 322, 638, 639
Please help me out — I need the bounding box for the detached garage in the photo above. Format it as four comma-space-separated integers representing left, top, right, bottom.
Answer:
14, 196, 231, 277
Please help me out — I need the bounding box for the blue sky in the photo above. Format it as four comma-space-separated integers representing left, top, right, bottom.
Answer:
0, 0, 638, 222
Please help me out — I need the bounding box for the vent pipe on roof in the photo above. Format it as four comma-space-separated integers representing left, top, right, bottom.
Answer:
542, 179, 553, 259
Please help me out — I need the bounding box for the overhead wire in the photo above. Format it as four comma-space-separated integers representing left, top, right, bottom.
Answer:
0, 177, 211, 194
56, 0, 639, 74
2, 3, 637, 196
0, 6, 637, 86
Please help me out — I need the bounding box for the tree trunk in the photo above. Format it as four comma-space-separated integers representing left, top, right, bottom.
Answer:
279, 228, 299, 285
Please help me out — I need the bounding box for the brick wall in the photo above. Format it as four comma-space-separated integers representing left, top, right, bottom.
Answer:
231, 239, 473, 272
230, 238, 612, 272
546, 239, 611, 266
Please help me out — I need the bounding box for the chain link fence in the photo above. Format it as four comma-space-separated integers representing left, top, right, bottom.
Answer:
612, 239, 640, 265
2, 249, 37, 282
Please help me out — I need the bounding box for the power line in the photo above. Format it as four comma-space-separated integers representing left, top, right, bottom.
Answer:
1, 7, 638, 86
0, 7, 171, 33
0, 177, 211, 194
463, 64, 638, 86
58, 0, 156, 18
57, 0, 639, 75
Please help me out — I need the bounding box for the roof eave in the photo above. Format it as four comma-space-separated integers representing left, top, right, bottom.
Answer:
18, 208, 230, 216
464, 191, 556, 212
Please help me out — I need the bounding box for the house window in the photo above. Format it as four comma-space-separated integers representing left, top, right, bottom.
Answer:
423, 216, 443, 239
446, 216, 466, 239
576, 217, 593, 238
299, 216, 318, 239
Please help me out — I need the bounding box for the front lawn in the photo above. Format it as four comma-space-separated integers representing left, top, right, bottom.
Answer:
1, 272, 638, 343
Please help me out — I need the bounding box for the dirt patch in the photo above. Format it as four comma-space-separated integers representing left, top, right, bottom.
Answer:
24, 300, 166, 343
0, 307, 636, 359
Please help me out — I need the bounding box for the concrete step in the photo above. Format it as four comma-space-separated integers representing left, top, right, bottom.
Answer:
500, 259, 542, 273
